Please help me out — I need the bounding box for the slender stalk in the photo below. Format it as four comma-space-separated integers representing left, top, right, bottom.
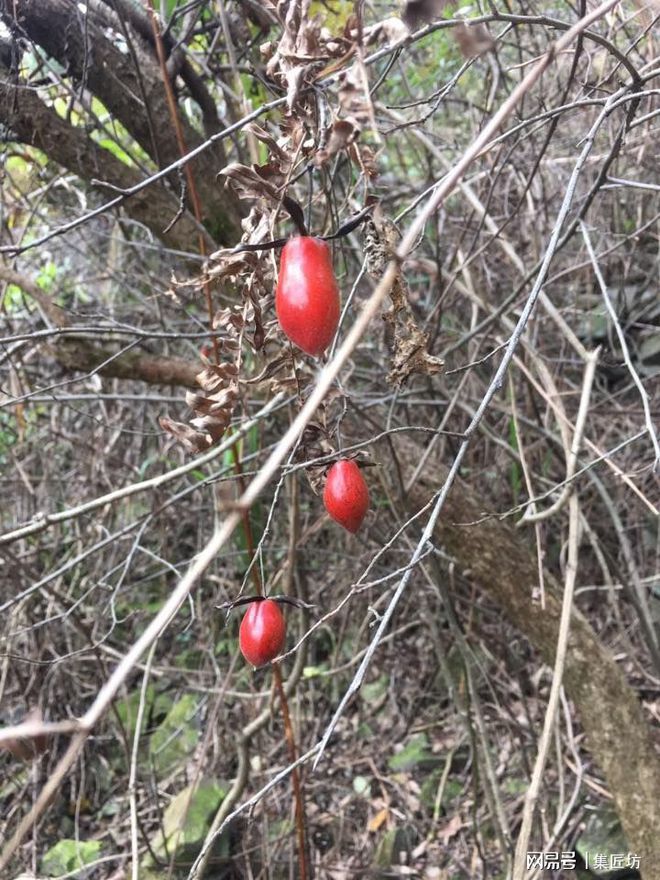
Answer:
228, 440, 310, 880
273, 665, 309, 880
144, 0, 219, 361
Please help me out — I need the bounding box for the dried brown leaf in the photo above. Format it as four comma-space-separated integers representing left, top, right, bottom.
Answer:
385, 319, 444, 387
439, 813, 464, 844
364, 17, 409, 47
453, 22, 494, 58
219, 163, 281, 204
402, 0, 454, 29
244, 123, 290, 162
337, 64, 371, 122
246, 355, 290, 384
2, 709, 48, 762
368, 807, 390, 833
364, 210, 444, 386
315, 118, 361, 167
159, 416, 212, 454
266, 0, 352, 112
349, 142, 379, 179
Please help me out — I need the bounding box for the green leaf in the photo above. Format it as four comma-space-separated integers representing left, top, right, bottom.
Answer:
352, 775, 372, 797
37, 261, 57, 290
96, 137, 135, 167
362, 674, 388, 704
149, 693, 200, 774
145, 779, 229, 866
41, 839, 102, 876
115, 685, 172, 740
388, 733, 438, 772
2, 283, 24, 312
576, 806, 629, 871
302, 664, 328, 678
310, 0, 353, 31
420, 771, 463, 812
373, 826, 417, 869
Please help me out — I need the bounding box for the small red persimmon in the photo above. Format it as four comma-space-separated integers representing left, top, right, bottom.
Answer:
239, 598, 286, 667
323, 459, 369, 534
275, 236, 340, 357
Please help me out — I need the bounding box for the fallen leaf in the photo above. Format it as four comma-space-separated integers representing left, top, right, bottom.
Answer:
368, 807, 390, 833
438, 813, 464, 844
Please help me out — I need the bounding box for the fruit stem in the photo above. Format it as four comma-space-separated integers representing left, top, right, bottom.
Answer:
273, 664, 309, 880
228, 440, 309, 879
282, 194, 309, 238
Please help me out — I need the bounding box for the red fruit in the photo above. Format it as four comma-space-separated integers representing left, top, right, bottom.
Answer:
275, 236, 340, 357
323, 459, 369, 533
239, 599, 286, 667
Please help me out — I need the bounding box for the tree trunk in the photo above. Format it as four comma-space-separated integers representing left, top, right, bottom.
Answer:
51, 338, 200, 387
1, 0, 242, 244
0, 66, 214, 254
395, 443, 660, 873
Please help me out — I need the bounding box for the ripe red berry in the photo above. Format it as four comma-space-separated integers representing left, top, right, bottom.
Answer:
323, 459, 369, 533
239, 599, 286, 667
275, 236, 340, 357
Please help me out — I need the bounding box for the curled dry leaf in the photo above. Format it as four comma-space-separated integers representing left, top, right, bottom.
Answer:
244, 122, 290, 163
187, 363, 239, 439
315, 118, 361, 167
337, 64, 371, 122
363, 211, 444, 387
363, 17, 410, 47
220, 163, 282, 205
299, 419, 336, 496
218, 123, 306, 221
213, 304, 248, 345
453, 22, 494, 58
161, 211, 276, 455
386, 324, 444, 387
265, 0, 352, 112
245, 355, 290, 385
161, 363, 239, 454
294, 385, 345, 496
210, 209, 274, 352
267, 0, 323, 110
2, 708, 49, 762
316, 63, 379, 167
350, 142, 379, 180
159, 416, 213, 455
402, 0, 454, 29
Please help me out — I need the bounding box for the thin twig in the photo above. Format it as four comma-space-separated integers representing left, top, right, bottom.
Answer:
520, 348, 600, 523
512, 492, 582, 880
580, 220, 660, 470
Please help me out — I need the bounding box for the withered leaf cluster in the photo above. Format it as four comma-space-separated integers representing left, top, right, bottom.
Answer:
262, 0, 353, 111
401, 2, 494, 58
363, 211, 444, 387
161, 125, 301, 454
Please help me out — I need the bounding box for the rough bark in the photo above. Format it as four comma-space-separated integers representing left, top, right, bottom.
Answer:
0, 67, 214, 253
396, 443, 660, 873
1, 0, 242, 244
91, 0, 222, 138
